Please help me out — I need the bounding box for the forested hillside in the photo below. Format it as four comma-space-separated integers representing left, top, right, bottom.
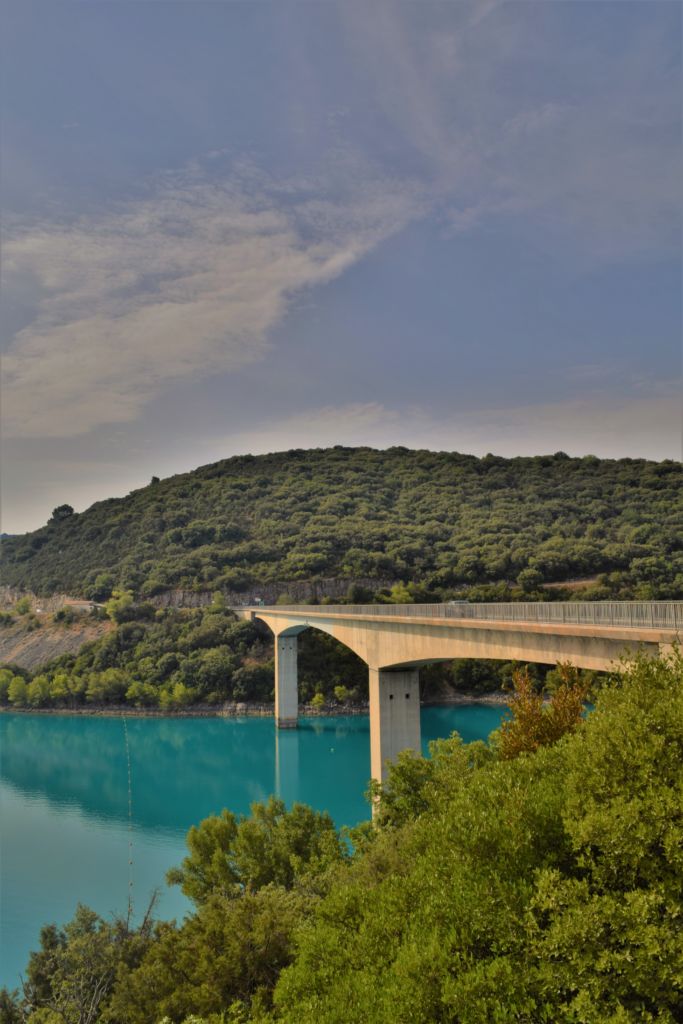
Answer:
2, 447, 681, 600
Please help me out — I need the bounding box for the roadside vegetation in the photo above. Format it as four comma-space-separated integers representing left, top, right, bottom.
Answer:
0, 599, 597, 711
1, 447, 680, 600
1, 651, 680, 1022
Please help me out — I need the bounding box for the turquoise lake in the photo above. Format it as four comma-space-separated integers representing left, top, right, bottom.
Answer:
0, 705, 505, 989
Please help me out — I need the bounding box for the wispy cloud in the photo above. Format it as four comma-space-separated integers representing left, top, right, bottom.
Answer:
2, 1, 680, 447
339, 1, 681, 258
2, 164, 424, 438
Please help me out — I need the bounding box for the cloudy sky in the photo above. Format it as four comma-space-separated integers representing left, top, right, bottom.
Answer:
2, 0, 681, 533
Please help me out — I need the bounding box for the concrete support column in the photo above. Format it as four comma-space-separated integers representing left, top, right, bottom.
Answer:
368, 667, 421, 785
275, 634, 298, 728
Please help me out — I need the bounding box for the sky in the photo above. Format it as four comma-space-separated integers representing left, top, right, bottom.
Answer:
1, 0, 681, 534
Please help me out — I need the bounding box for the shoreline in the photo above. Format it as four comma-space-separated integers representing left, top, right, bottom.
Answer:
0, 691, 509, 719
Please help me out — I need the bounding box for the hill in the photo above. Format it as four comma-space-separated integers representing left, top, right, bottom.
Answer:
1, 447, 681, 600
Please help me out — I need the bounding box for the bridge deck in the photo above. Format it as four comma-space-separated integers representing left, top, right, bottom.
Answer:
247, 600, 682, 632
240, 600, 680, 786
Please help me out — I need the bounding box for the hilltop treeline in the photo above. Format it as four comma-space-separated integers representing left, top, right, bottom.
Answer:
2, 447, 681, 600
2, 652, 681, 1022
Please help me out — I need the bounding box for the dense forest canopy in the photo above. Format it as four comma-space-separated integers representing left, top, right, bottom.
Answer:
2, 447, 681, 600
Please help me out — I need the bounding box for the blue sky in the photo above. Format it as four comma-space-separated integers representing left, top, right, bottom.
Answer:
1, 0, 681, 532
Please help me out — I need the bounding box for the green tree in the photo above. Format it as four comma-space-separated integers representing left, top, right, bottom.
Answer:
167, 797, 345, 906
86, 668, 130, 704
386, 581, 413, 604
87, 572, 115, 602
109, 887, 307, 1024
517, 567, 544, 592
20, 903, 154, 1024
50, 504, 75, 522
274, 651, 683, 1022
48, 672, 72, 705
27, 674, 52, 708
160, 681, 196, 709
104, 589, 135, 624
0, 668, 16, 704
7, 676, 28, 706
126, 680, 159, 707
0, 987, 22, 1024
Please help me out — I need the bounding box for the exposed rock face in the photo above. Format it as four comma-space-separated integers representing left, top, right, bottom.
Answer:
1, 578, 396, 613
0, 586, 71, 613
0, 619, 112, 671
147, 577, 396, 609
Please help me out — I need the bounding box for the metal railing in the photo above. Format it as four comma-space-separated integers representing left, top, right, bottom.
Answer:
251, 601, 683, 630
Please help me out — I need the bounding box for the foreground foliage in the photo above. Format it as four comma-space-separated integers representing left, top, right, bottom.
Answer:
2, 447, 680, 599
2, 652, 681, 1023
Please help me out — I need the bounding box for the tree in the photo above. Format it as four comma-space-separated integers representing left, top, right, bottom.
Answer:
104, 589, 135, 624
20, 902, 155, 1024
274, 651, 683, 1022
86, 572, 115, 602
49, 672, 72, 705
517, 567, 544, 592
167, 797, 345, 906
109, 888, 307, 1024
386, 581, 413, 604
496, 664, 591, 760
0, 668, 16, 704
160, 681, 196, 709
27, 675, 51, 708
7, 677, 28, 707
0, 987, 22, 1024
126, 680, 159, 708
86, 668, 130, 704
207, 591, 227, 614
50, 504, 75, 523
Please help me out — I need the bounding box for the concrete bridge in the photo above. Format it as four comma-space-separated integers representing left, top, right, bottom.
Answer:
240, 601, 681, 786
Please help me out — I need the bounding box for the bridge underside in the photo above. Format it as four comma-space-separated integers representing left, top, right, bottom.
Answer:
248, 607, 672, 787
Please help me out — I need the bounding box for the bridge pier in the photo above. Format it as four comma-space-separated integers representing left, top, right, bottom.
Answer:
275, 634, 299, 728
369, 667, 421, 785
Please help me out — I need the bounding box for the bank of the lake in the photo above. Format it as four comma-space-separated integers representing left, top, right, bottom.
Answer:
0, 704, 506, 990
0, 691, 509, 718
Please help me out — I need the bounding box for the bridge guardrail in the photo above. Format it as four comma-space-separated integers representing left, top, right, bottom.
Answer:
251, 601, 683, 630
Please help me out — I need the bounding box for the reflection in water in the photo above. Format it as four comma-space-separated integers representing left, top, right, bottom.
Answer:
274, 727, 300, 805
1, 705, 505, 991
1, 714, 276, 835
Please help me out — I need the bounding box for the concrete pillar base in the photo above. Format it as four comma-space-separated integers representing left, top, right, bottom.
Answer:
275, 635, 299, 729
369, 667, 421, 786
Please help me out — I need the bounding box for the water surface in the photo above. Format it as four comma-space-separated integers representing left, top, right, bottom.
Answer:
0, 705, 504, 989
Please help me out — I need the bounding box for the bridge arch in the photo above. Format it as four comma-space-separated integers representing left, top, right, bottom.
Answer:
253, 611, 372, 664
242, 602, 678, 788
